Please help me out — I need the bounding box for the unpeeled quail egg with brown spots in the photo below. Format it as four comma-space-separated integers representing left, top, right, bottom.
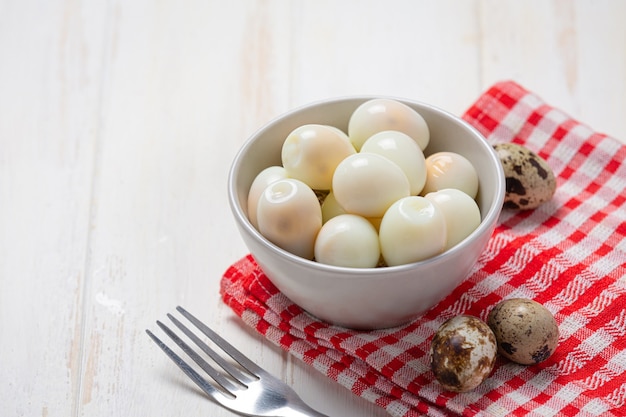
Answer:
430, 315, 498, 392
314, 214, 380, 268
494, 143, 557, 210
422, 151, 479, 199
425, 188, 481, 250
487, 298, 559, 365
247, 166, 288, 229
348, 98, 430, 151
379, 196, 446, 266
281, 124, 356, 190
360, 130, 427, 195
256, 178, 322, 260
332, 153, 410, 218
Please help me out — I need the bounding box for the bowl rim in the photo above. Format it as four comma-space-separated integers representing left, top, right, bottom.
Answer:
228, 95, 505, 277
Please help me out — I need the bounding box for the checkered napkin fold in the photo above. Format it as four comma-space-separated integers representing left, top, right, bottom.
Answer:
220, 81, 626, 417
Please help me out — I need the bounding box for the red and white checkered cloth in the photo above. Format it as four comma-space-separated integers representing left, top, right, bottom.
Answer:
220, 81, 626, 416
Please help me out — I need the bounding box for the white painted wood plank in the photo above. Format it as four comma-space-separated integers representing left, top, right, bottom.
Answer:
289, 0, 483, 118
0, 1, 108, 416
71, 2, 302, 416
1, 1, 625, 417
480, 0, 626, 142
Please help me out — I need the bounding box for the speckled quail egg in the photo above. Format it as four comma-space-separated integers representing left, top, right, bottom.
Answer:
493, 143, 556, 210
487, 298, 559, 365
430, 315, 497, 392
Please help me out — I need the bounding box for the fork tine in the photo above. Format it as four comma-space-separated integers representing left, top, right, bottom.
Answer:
176, 306, 265, 376
154, 320, 240, 394
145, 329, 222, 399
166, 313, 255, 385
150, 309, 330, 417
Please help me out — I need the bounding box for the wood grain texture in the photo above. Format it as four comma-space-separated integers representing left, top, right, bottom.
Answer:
0, 1, 624, 417
480, 0, 626, 141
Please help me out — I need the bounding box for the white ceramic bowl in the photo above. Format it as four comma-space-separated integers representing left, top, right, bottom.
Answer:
228, 96, 504, 329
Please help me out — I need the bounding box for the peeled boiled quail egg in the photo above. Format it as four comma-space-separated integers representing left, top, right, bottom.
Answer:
281, 124, 356, 190
348, 98, 430, 151
379, 196, 446, 266
367, 216, 382, 232
487, 298, 559, 365
360, 130, 427, 195
332, 153, 410, 218
320, 191, 346, 224
425, 188, 481, 250
247, 166, 288, 229
314, 214, 380, 268
494, 143, 557, 210
430, 315, 497, 392
256, 178, 322, 260
421, 151, 479, 199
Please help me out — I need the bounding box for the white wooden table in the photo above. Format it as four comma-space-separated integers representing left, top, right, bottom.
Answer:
1, 1, 625, 416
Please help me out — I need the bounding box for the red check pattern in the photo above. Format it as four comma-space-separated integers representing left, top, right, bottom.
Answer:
220, 81, 626, 416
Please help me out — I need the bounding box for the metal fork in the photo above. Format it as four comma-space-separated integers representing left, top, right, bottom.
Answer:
146, 306, 329, 417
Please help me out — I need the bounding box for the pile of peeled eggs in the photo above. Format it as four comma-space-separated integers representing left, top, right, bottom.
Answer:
247, 98, 482, 268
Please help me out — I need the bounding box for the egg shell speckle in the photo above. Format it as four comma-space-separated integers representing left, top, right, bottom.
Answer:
487, 298, 559, 365
430, 315, 497, 392
494, 143, 556, 210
